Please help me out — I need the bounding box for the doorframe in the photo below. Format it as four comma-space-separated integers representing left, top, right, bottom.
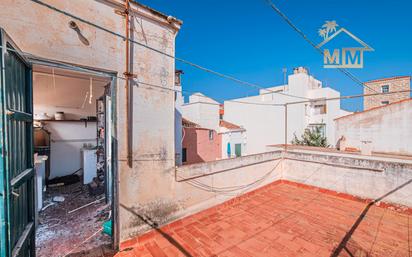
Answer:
0, 28, 35, 257
28, 56, 120, 250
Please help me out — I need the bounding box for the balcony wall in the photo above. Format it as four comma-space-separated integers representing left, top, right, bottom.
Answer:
282, 150, 412, 207
133, 149, 412, 237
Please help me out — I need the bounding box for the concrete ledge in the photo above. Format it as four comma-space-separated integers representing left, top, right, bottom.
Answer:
176, 150, 282, 181
284, 149, 412, 170
283, 150, 412, 207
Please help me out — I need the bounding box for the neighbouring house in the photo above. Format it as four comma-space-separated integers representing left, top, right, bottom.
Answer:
181, 118, 221, 164
224, 67, 351, 155
181, 93, 220, 131
363, 76, 411, 110
335, 98, 412, 156
219, 119, 247, 159
180, 92, 247, 162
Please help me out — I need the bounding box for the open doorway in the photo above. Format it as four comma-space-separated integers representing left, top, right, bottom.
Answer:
32, 64, 116, 256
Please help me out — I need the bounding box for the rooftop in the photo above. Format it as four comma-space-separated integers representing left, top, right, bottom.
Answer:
132, 0, 183, 26
364, 76, 411, 84
182, 118, 200, 128
334, 97, 412, 121
219, 120, 243, 130
116, 180, 411, 257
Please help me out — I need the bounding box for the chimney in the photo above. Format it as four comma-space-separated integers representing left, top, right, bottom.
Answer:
293, 67, 308, 74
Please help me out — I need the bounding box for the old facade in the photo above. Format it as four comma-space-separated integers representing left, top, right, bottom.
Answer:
181, 118, 221, 164
0, 0, 182, 250
335, 98, 412, 155
363, 76, 411, 110
180, 93, 247, 162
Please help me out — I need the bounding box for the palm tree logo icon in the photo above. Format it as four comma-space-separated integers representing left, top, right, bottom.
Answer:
316, 20, 374, 68
319, 20, 339, 40
318, 28, 327, 40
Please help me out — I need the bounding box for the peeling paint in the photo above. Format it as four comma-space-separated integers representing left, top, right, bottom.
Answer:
120, 199, 181, 238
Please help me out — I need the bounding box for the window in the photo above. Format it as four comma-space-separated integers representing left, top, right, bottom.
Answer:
314, 104, 327, 114
308, 124, 326, 137
381, 101, 389, 105
381, 85, 389, 93
182, 148, 187, 163
209, 130, 214, 140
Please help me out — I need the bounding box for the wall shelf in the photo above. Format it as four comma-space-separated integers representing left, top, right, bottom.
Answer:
35, 119, 91, 122
35, 119, 96, 127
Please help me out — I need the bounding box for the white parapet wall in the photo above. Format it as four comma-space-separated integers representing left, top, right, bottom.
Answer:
173, 149, 412, 226
335, 99, 412, 155
128, 151, 284, 235
129, 148, 412, 236
282, 150, 412, 207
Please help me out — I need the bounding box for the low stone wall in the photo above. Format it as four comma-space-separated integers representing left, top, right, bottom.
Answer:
177, 151, 283, 181
124, 151, 283, 238
282, 150, 412, 207
174, 151, 284, 213
126, 149, 412, 239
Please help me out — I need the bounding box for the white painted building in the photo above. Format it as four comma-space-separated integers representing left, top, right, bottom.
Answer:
219, 120, 247, 158
181, 93, 220, 131
181, 93, 247, 159
224, 67, 351, 154
335, 98, 412, 155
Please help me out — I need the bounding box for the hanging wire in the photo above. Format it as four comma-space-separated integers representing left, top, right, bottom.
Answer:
52, 67, 57, 96
89, 77, 93, 104
30, 0, 310, 100
1, 45, 409, 108
264, 0, 379, 93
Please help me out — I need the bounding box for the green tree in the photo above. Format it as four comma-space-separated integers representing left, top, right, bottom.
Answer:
291, 126, 329, 147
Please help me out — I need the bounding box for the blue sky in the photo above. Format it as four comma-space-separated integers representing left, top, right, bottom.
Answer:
139, 0, 412, 112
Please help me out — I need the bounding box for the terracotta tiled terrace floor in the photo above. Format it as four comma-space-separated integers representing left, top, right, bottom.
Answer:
116, 181, 412, 257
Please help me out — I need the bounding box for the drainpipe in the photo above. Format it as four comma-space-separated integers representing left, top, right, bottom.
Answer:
124, 0, 133, 168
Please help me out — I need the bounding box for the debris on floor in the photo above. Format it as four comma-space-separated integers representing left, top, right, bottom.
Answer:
52, 196, 65, 202
36, 181, 112, 257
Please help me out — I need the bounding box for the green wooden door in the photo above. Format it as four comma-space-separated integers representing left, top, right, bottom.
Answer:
235, 144, 242, 157
0, 29, 35, 257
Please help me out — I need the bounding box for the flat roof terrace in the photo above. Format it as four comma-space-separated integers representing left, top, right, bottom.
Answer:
115, 180, 411, 257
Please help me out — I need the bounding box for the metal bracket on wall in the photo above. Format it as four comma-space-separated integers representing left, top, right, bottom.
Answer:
123, 72, 137, 79
114, 8, 128, 17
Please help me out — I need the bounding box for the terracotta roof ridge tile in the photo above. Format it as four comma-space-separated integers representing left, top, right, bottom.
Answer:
364, 76, 411, 84
334, 97, 412, 121
219, 120, 242, 130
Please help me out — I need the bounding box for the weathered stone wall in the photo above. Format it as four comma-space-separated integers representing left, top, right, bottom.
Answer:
335, 99, 412, 155
282, 150, 412, 207
0, 0, 181, 242
364, 76, 410, 110
130, 151, 283, 235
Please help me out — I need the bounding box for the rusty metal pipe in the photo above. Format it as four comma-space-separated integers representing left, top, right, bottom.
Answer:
125, 0, 133, 167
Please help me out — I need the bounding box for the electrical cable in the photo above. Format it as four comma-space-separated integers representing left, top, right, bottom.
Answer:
1, 46, 409, 108
177, 160, 282, 194
30, 0, 310, 100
